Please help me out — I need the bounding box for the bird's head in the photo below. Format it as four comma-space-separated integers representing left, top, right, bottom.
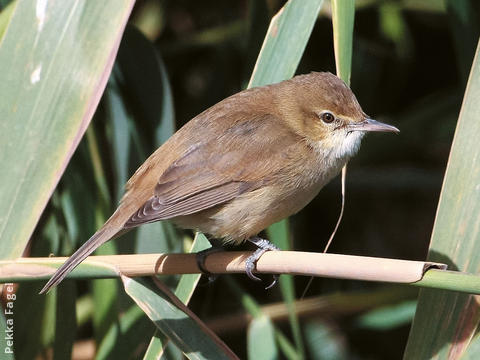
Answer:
276, 72, 399, 161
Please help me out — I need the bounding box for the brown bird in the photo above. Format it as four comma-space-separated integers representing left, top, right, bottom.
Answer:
40, 72, 398, 294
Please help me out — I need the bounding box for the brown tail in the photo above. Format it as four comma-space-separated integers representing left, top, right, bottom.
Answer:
39, 225, 120, 294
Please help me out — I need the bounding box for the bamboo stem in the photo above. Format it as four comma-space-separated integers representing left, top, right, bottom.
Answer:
0, 251, 451, 286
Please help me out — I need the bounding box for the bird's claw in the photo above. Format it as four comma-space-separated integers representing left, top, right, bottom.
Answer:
245, 247, 267, 282
265, 274, 279, 290
196, 247, 224, 282
246, 237, 280, 289
196, 238, 280, 289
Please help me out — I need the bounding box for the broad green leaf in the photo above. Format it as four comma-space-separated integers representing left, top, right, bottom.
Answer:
247, 316, 278, 360
248, 0, 324, 88
0, 0, 134, 259
404, 40, 480, 358
122, 276, 238, 360
332, 0, 355, 84
143, 232, 210, 359
143, 333, 172, 360
143, 334, 169, 360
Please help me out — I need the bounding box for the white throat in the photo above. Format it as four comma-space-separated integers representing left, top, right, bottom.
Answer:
310, 130, 365, 169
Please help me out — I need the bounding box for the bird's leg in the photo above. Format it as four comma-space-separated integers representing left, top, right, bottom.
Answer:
195, 246, 225, 283
246, 236, 280, 289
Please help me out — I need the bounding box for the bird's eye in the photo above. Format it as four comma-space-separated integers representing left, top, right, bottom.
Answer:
320, 112, 335, 123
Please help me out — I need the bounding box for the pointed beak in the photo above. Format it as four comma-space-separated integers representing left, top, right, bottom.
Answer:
349, 118, 400, 133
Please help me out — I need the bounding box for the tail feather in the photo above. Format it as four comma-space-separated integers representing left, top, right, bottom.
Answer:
39, 226, 118, 294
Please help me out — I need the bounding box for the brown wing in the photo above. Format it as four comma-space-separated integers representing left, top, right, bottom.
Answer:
124, 114, 301, 229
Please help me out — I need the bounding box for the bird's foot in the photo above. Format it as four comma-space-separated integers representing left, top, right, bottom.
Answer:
196, 246, 225, 283
246, 236, 279, 289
